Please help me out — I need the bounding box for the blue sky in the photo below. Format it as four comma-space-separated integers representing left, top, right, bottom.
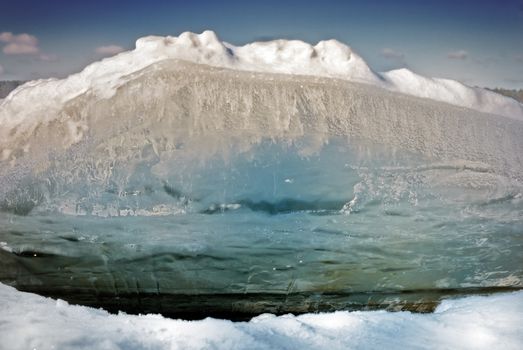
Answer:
0, 0, 522, 88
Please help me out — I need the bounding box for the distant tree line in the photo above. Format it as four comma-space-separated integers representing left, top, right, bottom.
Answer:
1, 80, 522, 104
0, 81, 25, 99
486, 88, 523, 104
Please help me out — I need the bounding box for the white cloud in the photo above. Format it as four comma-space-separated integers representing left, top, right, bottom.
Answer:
0, 32, 39, 55
95, 45, 125, 56
447, 50, 468, 60
0, 32, 13, 42
3, 42, 39, 55
380, 48, 405, 60
0, 32, 58, 62
0, 32, 40, 55
3, 33, 37, 46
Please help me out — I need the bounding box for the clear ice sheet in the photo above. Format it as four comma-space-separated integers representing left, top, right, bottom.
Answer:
1, 137, 521, 316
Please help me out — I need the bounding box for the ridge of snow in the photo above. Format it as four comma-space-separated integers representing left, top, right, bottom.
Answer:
0, 283, 522, 350
381, 68, 523, 118
1, 30, 522, 135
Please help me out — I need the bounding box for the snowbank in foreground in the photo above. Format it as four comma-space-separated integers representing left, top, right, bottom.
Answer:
0, 283, 521, 350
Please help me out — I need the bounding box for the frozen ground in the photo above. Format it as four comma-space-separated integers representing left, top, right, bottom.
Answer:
0, 283, 522, 350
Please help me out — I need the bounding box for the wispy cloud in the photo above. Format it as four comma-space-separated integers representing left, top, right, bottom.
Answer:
380, 48, 405, 60
0, 32, 39, 55
0, 32, 59, 62
95, 45, 125, 56
38, 54, 59, 62
447, 50, 468, 60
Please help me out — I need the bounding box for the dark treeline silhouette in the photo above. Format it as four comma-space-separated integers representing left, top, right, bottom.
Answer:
1, 80, 522, 104
486, 88, 523, 104
0, 81, 25, 99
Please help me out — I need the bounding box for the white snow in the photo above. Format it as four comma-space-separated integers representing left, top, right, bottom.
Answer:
0, 30, 522, 141
0, 283, 522, 350
381, 68, 523, 119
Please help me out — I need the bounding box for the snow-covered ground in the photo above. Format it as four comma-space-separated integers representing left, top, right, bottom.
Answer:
0, 283, 522, 350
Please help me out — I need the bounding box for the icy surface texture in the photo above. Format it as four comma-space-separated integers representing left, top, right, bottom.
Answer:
0, 59, 522, 315
0, 56, 523, 315
0, 283, 522, 350
1, 60, 522, 176
1, 137, 522, 315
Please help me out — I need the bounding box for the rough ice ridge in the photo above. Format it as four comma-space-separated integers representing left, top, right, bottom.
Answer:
1, 30, 522, 139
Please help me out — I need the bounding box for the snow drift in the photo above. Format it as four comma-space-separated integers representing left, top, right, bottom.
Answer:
1, 59, 522, 184
1, 30, 522, 137
1, 30, 522, 180
0, 283, 522, 350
